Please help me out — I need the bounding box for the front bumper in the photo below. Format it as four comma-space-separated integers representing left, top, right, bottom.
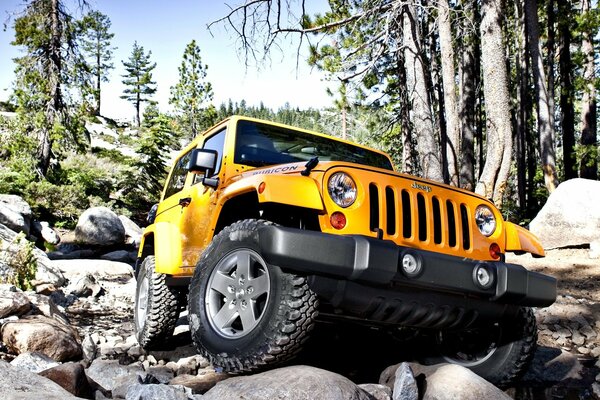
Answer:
258, 226, 556, 328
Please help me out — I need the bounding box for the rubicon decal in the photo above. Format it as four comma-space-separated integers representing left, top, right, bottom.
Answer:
411, 181, 432, 192
253, 165, 299, 175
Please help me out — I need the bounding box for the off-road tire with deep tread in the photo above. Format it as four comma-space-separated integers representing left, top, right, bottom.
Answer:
436, 306, 537, 387
187, 219, 319, 373
134, 256, 180, 350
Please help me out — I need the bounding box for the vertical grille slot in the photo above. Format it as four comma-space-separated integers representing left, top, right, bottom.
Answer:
417, 193, 427, 241
432, 197, 442, 244
369, 183, 380, 231
460, 204, 471, 250
401, 190, 412, 238
446, 200, 457, 247
385, 187, 396, 235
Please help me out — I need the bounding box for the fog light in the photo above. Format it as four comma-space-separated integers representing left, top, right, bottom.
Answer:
401, 253, 422, 277
473, 264, 494, 289
330, 212, 346, 229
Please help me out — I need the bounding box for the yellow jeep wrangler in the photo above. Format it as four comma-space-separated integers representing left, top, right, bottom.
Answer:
134, 116, 556, 386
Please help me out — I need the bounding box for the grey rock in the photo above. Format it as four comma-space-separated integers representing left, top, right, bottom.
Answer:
82, 334, 97, 361
522, 346, 584, 383
67, 273, 105, 297
0, 359, 80, 399
0, 314, 82, 361
408, 363, 511, 400
0, 203, 28, 235
119, 215, 143, 245
0, 285, 31, 318
75, 206, 126, 246
31, 220, 60, 245
10, 351, 60, 373
39, 361, 96, 399
572, 330, 586, 346
101, 249, 135, 263
170, 370, 230, 394
593, 383, 600, 399
48, 249, 95, 260
126, 383, 191, 400
203, 365, 372, 400
392, 363, 418, 400
54, 258, 133, 281
174, 355, 209, 376
529, 178, 600, 249
0, 194, 32, 235
26, 292, 69, 324
146, 365, 175, 384
358, 384, 392, 400
85, 359, 143, 392
111, 372, 144, 399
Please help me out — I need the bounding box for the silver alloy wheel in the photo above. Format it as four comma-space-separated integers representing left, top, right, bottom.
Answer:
135, 277, 149, 332
205, 248, 271, 339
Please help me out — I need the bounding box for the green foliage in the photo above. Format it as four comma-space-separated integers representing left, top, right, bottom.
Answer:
121, 41, 157, 126
169, 40, 214, 139
0, 233, 37, 291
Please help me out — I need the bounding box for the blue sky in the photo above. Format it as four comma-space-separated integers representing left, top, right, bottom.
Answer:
0, 0, 334, 121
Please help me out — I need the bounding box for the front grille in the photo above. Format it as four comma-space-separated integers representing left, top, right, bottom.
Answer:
368, 182, 473, 252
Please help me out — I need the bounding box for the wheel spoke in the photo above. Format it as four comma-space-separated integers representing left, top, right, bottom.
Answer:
236, 251, 252, 282
249, 274, 269, 298
240, 301, 258, 331
211, 272, 235, 296
212, 303, 238, 330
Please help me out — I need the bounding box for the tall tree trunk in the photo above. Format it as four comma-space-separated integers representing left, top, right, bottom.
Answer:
525, 0, 559, 192
579, 0, 598, 179
438, 0, 460, 186
398, 54, 414, 174
546, 0, 556, 138
96, 39, 101, 116
476, 0, 513, 205
515, 0, 527, 209
402, 4, 444, 182
557, 0, 576, 179
458, 0, 476, 191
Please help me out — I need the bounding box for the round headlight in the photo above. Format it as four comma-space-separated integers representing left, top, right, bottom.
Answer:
475, 205, 496, 237
328, 172, 357, 208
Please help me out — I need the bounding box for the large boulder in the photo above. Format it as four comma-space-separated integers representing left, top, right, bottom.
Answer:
0, 315, 82, 361
202, 365, 373, 400
0, 285, 31, 318
530, 178, 600, 249
381, 363, 511, 400
31, 221, 60, 245
39, 362, 96, 399
10, 352, 60, 373
119, 215, 143, 245
0, 194, 32, 235
74, 206, 125, 246
0, 360, 81, 399
53, 259, 133, 283
85, 359, 144, 392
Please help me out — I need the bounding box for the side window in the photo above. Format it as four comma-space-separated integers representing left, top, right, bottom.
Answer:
193, 128, 226, 185
164, 151, 193, 199
203, 128, 226, 175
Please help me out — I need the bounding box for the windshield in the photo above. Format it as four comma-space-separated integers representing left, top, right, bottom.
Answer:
234, 120, 394, 171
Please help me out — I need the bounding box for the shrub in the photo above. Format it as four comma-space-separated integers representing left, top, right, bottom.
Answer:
0, 233, 37, 290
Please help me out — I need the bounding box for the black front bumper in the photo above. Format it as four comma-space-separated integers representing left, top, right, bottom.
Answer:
258, 226, 556, 329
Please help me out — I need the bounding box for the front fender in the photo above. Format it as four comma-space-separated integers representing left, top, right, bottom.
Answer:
222, 174, 324, 210
138, 222, 183, 275
504, 222, 545, 257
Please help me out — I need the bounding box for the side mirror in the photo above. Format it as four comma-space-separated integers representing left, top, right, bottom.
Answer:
147, 204, 158, 224
188, 149, 218, 176
188, 149, 219, 188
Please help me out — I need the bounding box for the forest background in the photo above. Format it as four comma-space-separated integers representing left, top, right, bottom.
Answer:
0, 0, 598, 227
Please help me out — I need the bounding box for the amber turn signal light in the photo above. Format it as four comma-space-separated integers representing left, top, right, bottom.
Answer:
330, 212, 347, 229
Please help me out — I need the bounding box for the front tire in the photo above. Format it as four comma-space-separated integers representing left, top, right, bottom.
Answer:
434, 307, 537, 387
188, 219, 318, 373
134, 256, 180, 350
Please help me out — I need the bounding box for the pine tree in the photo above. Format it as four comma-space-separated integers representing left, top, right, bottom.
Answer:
121, 42, 157, 127
169, 40, 214, 138
11, 0, 87, 176
79, 10, 115, 116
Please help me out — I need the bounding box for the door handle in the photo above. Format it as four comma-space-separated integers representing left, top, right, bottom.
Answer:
179, 197, 192, 207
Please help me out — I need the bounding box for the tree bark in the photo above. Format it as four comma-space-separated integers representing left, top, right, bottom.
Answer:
524, 0, 559, 192
458, 0, 476, 192
557, 0, 576, 179
579, 0, 598, 179
476, 0, 513, 205
437, 0, 460, 186
514, 0, 527, 209
402, 4, 443, 182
